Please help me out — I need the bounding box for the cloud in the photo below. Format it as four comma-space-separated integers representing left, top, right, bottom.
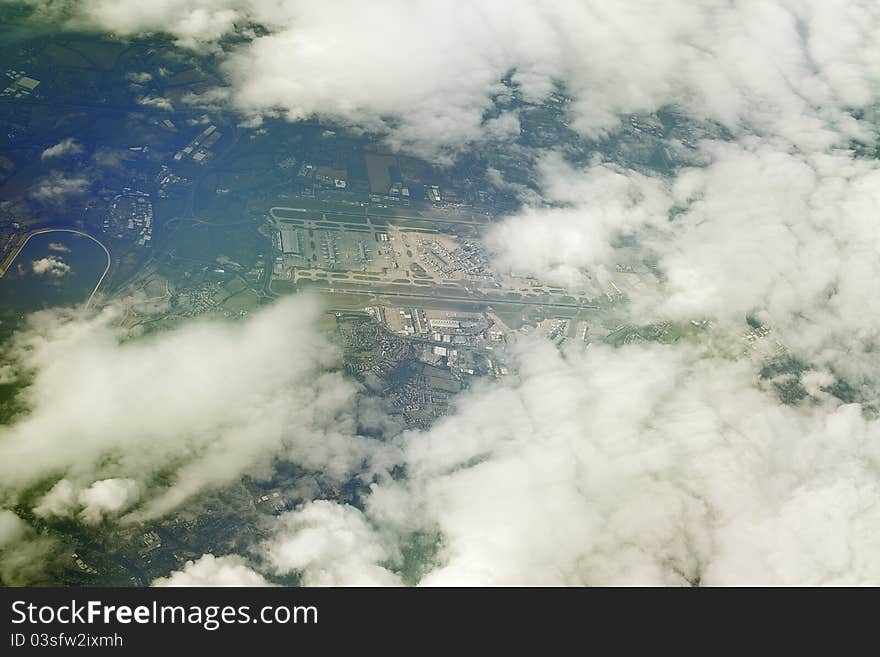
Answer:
15, 0, 880, 157
31, 255, 71, 277
0, 509, 57, 585
275, 338, 878, 586
33, 479, 78, 519
152, 554, 271, 586
41, 138, 83, 160
485, 138, 880, 381
92, 147, 127, 169
0, 365, 16, 386
136, 95, 174, 111
652, 143, 880, 349
77, 478, 140, 524
259, 500, 401, 586
0, 295, 396, 522
368, 134, 880, 585
30, 172, 89, 201
485, 153, 672, 289
126, 71, 153, 83
47, 242, 70, 253
0, 510, 27, 547
68, 0, 245, 48
4, 0, 880, 587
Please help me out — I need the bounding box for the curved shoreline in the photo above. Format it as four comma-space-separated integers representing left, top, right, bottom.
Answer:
1, 228, 111, 308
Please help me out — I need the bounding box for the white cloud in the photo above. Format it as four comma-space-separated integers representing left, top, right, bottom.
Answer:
0, 510, 27, 547
126, 71, 153, 83
33, 479, 79, 519
0, 509, 57, 585
19, 0, 880, 157
260, 500, 400, 586
486, 153, 672, 289
41, 138, 83, 160
77, 478, 140, 524
5, 0, 880, 587
152, 554, 271, 586
159, 325, 875, 586
31, 255, 71, 277
136, 95, 174, 111
31, 172, 89, 201
0, 296, 395, 521
644, 141, 880, 378
486, 137, 880, 382
309, 338, 880, 586
0, 365, 16, 386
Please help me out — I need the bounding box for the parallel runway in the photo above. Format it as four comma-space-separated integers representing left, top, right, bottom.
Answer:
307, 283, 599, 310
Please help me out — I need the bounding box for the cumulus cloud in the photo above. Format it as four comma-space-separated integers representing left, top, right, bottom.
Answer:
486, 153, 672, 289
488, 142, 880, 373
0, 510, 27, 547
402, 125, 880, 585
487, 141, 880, 365
152, 499, 412, 586
31, 255, 71, 277
126, 71, 153, 83
257, 338, 878, 586
67, 0, 244, 48
0, 296, 396, 521
77, 478, 140, 524
0, 365, 16, 386
30, 172, 89, 201
0, 509, 58, 585
41, 137, 83, 160
92, 147, 128, 169
152, 554, 271, 586
4, 0, 880, 587
136, 95, 174, 111
33, 479, 79, 519
260, 500, 400, 586
653, 143, 880, 358
15, 0, 880, 157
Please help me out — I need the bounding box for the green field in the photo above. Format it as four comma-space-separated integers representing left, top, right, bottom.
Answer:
222, 289, 261, 313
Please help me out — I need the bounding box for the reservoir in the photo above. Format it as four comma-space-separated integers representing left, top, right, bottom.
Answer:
0, 230, 109, 320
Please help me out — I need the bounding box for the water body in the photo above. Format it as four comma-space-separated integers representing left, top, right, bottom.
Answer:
0, 230, 108, 320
